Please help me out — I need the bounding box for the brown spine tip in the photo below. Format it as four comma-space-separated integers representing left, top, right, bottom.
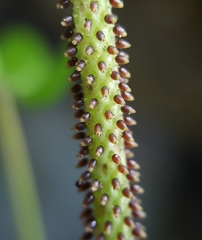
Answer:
61, 15, 73, 26
132, 222, 147, 238
110, 0, 124, 8
61, 28, 73, 40
108, 134, 118, 144
94, 123, 102, 136
117, 233, 126, 240
88, 159, 97, 172
81, 136, 93, 147
73, 132, 86, 139
96, 31, 105, 41
85, 45, 94, 55
83, 192, 94, 207
74, 92, 84, 101
76, 181, 90, 192
76, 60, 86, 72
88, 98, 98, 109
67, 57, 78, 68
77, 158, 88, 168
72, 99, 84, 109
96, 233, 105, 240
110, 71, 121, 80
114, 95, 125, 106
104, 14, 118, 24
122, 187, 134, 199
122, 92, 134, 101
72, 122, 86, 131
86, 75, 95, 85
124, 116, 137, 125
74, 94, 84, 102
75, 109, 84, 119
84, 18, 92, 31
68, 57, 78, 67
98, 61, 107, 72
113, 205, 121, 218
72, 33, 83, 45
77, 147, 89, 158
124, 217, 135, 229
90, 1, 99, 12
118, 82, 131, 92
129, 198, 143, 211
79, 171, 91, 181
130, 184, 144, 194
132, 210, 147, 219
70, 83, 81, 93
104, 221, 112, 234
80, 208, 93, 219
74, 93, 84, 101
100, 193, 109, 206
119, 67, 131, 78
112, 178, 120, 190
95, 146, 104, 157
119, 51, 129, 59
86, 219, 97, 232
107, 45, 119, 55
91, 180, 102, 192
101, 86, 109, 97
112, 154, 122, 164
113, 25, 127, 37
118, 164, 129, 175
68, 71, 80, 82
64, 45, 77, 57
105, 110, 114, 120
125, 149, 134, 158
124, 140, 138, 148
120, 77, 129, 84
117, 120, 128, 131
127, 160, 140, 169
116, 39, 131, 49
121, 105, 136, 115
122, 131, 134, 142
80, 112, 91, 122
75, 180, 85, 188
73, 94, 83, 106
56, 0, 69, 9
80, 232, 93, 240
115, 53, 129, 65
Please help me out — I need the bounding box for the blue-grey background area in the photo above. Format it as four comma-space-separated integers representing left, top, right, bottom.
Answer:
0, 0, 202, 240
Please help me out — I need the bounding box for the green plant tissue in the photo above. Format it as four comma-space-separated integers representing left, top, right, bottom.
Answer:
0, 23, 70, 108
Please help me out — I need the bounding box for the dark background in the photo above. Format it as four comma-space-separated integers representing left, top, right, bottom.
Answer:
0, 0, 202, 239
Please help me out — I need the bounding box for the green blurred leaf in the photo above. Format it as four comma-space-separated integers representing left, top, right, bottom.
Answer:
0, 23, 71, 108
24, 46, 71, 108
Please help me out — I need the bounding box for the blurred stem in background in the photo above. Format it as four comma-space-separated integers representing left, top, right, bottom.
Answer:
0, 23, 70, 240
0, 85, 47, 240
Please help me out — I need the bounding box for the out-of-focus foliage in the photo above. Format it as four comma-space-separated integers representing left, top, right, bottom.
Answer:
0, 23, 70, 108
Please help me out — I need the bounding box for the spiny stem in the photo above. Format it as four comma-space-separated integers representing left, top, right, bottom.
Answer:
72, 2, 132, 239
0, 86, 47, 240
57, 0, 146, 239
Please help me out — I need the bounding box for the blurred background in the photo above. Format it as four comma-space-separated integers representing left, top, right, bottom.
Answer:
0, 0, 202, 239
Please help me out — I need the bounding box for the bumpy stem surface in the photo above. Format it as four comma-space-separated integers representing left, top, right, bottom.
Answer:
58, 0, 146, 239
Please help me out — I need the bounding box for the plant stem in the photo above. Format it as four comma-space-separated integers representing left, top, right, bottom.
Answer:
74, 1, 131, 239
59, 0, 146, 238
0, 86, 47, 240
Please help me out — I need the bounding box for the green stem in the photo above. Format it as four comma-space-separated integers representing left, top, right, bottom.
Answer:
70, 0, 136, 239
73, 1, 132, 239
0, 86, 47, 240
59, 0, 146, 238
